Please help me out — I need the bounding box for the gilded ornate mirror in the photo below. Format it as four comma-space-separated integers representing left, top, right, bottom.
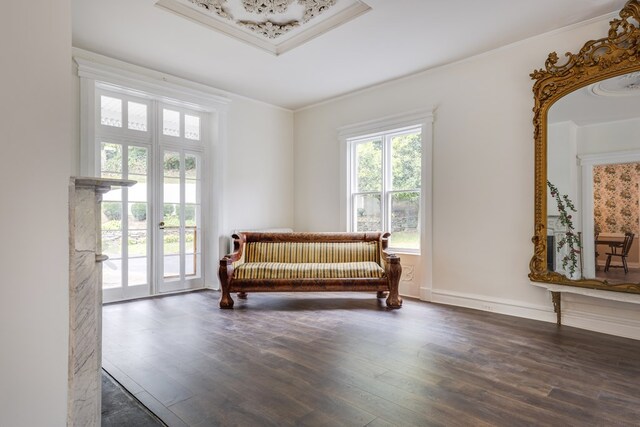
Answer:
530, 0, 640, 299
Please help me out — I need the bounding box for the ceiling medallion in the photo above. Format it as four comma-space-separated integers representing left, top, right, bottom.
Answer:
242, 0, 295, 14
238, 20, 299, 39
590, 72, 640, 97
188, 0, 231, 19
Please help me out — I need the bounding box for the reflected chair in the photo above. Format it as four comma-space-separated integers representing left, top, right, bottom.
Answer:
604, 232, 635, 274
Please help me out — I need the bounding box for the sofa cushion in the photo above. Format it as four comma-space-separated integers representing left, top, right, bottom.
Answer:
244, 241, 379, 264
234, 262, 385, 279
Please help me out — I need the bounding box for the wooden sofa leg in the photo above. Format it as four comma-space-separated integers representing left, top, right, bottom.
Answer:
376, 291, 387, 298
218, 258, 234, 309
386, 259, 403, 309
237, 292, 248, 299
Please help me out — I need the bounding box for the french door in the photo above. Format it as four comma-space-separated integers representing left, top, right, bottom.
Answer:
158, 147, 203, 293
98, 90, 206, 302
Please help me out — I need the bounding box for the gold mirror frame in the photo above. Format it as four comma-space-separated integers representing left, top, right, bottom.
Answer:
530, 0, 640, 293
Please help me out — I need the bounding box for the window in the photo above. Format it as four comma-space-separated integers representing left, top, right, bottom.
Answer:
348, 126, 422, 252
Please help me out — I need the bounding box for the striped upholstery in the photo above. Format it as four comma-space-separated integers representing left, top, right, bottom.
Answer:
244, 241, 379, 264
234, 262, 385, 279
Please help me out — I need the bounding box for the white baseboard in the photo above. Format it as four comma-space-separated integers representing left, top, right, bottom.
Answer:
431, 289, 556, 323
562, 310, 640, 340
431, 288, 640, 340
420, 287, 432, 302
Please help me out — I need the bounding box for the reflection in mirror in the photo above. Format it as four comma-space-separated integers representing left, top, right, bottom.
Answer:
547, 72, 640, 284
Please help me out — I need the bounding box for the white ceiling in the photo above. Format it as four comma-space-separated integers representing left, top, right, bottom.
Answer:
72, 0, 628, 110
550, 72, 640, 126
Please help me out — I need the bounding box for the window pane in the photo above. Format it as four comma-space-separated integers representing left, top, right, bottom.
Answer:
164, 178, 181, 204
185, 154, 198, 179
185, 115, 200, 140
101, 96, 122, 127
128, 146, 148, 175
164, 255, 180, 279
184, 204, 200, 228
102, 231, 122, 258
128, 257, 147, 286
103, 259, 122, 289
101, 142, 122, 176
163, 109, 180, 137
164, 152, 181, 178
355, 140, 382, 192
128, 174, 147, 203
102, 202, 122, 230
163, 203, 180, 225
102, 188, 121, 203
390, 192, 420, 250
392, 132, 422, 190
128, 202, 147, 230
128, 101, 147, 131
164, 230, 180, 256
185, 254, 201, 278
128, 231, 147, 257
185, 228, 199, 254
354, 194, 381, 232
186, 180, 200, 205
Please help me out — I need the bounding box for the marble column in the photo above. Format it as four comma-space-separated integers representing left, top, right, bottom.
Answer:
68, 177, 134, 427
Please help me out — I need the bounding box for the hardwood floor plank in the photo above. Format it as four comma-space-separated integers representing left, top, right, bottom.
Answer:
103, 291, 640, 426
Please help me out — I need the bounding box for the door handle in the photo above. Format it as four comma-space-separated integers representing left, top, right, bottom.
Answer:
159, 221, 165, 230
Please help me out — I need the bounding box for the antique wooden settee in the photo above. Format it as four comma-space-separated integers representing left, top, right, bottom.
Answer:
218, 232, 402, 309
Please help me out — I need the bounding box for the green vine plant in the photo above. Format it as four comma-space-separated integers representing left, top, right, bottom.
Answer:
548, 181, 582, 277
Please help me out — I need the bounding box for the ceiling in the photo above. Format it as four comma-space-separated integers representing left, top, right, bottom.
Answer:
550, 72, 640, 126
72, 0, 628, 110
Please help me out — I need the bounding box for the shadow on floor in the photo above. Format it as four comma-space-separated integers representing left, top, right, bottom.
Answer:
102, 369, 165, 427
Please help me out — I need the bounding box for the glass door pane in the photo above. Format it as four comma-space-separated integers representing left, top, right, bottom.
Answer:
162, 150, 181, 282
127, 146, 149, 289
185, 153, 202, 279
101, 142, 124, 291
158, 149, 203, 292
100, 141, 151, 302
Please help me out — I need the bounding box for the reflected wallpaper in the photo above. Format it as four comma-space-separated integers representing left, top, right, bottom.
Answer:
594, 162, 640, 234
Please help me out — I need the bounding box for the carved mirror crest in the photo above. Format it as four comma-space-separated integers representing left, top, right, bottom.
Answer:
530, 0, 640, 293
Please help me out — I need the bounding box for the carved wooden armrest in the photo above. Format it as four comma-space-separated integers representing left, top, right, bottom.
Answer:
221, 233, 246, 266
382, 250, 401, 265
379, 232, 400, 268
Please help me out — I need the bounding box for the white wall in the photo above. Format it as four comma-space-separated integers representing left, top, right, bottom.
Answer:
547, 121, 578, 218
224, 97, 294, 235
578, 117, 640, 155
0, 2, 72, 425
294, 17, 640, 339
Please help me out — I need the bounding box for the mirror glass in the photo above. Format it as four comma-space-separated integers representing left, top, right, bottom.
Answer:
547, 72, 640, 284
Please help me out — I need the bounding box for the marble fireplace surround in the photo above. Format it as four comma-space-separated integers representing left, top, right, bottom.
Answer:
68, 177, 134, 426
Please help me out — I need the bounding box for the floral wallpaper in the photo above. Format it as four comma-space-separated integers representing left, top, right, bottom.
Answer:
593, 163, 640, 234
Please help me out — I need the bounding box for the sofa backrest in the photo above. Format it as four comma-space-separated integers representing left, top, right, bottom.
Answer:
244, 241, 380, 264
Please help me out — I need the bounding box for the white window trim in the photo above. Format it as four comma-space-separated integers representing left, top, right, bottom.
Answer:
76, 56, 231, 291
338, 109, 434, 301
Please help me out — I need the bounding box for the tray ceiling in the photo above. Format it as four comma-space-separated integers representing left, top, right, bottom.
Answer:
156, 0, 371, 55
73, 0, 628, 110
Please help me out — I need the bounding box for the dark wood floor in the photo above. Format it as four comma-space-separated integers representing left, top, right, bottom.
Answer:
103, 290, 640, 426
596, 266, 640, 284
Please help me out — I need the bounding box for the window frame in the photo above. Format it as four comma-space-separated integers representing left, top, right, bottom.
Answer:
339, 110, 434, 257
347, 125, 423, 253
